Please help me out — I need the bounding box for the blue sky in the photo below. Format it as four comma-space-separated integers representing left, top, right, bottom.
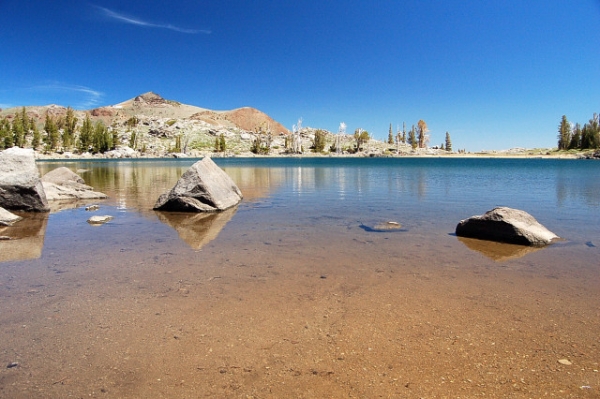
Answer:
1, 1, 599, 151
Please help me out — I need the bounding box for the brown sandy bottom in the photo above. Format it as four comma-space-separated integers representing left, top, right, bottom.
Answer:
0, 220, 599, 399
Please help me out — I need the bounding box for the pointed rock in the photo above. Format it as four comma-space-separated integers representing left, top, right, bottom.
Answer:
154, 157, 243, 212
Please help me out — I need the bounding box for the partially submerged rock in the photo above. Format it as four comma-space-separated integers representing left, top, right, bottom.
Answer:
456, 207, 559, 247
87, 215, 113, 225
41, 167, 108, 201
0, 207, 22, 226
360, 221, 405, 232
154, 157, 243, 212
0, 147, 49, 212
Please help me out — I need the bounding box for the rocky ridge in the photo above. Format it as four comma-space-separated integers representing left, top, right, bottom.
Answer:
1, 91, 428, 158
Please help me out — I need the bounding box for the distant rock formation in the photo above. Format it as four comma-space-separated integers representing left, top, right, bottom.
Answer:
154, 157, 243, 212
0, 147, 49, 212
456, 207, 559, 246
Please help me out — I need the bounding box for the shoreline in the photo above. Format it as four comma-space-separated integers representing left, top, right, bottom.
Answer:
32, 148, 587, 161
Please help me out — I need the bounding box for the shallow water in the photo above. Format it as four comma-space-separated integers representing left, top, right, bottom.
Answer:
1, 157, 599, 398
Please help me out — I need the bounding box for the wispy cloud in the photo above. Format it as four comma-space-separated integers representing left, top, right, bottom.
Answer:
94, 5, 211, 34
26, 84, 104, 109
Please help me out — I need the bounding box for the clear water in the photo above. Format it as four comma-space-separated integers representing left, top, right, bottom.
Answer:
47, 157, 600, 233
2, 157, 600, 398
3, 157, 599, 263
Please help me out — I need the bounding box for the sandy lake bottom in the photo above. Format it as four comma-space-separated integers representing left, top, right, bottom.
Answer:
1, 158, 599, 398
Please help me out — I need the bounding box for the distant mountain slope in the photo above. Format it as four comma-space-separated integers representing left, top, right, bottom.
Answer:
190, 107, 289, 135
0, 91, 290, 135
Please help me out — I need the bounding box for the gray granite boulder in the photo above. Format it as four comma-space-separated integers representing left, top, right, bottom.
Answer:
41, 167, 108, 201
456, 207, 559, 247
0, 147, 49, 212
0, 207, 22, 226
154, 157, 243, 212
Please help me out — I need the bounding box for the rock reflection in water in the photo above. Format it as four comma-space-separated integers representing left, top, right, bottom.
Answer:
155, 207, 237, 250
457, 236, 542, 262
0, 213, 48, 262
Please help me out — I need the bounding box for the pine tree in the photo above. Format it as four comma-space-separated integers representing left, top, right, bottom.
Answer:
557, 115, 571, 150
44, 110, 59, 151
78, 114, 93, 152
92, 121, 111, 153
445, 132, 452, 152
214, 133, 226, 152
387, 123, 394, 144
111, 129, 119, 150
62, 107, 77, 150
569, 123, 581, 149
581, 113, 600, 149
417, 119, 428, 148
12, 115, 25, 147
410, 126, 416, 149
31, 118, 41, 150
0, 117, 11, 149
312, 129, 326, 152
408, 125, 417, 149
129, 130, 137, 149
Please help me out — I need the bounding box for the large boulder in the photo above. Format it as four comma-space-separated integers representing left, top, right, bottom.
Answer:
0, 147, 49, 212
41, 167, 108, 201
154, 157, 243, 212
456, 207, 559, 247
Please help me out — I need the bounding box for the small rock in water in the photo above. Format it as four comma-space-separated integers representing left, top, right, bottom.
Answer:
374, 221, 402, 230
87, 215, 113, 225
585, 241, 596, 248
558, 359, 572, 365
85, 204, 100, 211
361, 221, 404, 232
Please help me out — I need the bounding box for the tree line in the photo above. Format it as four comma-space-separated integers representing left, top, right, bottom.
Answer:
557, 113, 600, 150
0, 107, 118, 153
386, 121, 453, 152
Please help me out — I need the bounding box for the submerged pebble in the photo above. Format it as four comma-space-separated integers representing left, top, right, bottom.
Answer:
87, 215, 113, 225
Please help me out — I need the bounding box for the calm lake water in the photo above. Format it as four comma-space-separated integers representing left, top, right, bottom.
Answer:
1, 157, 599, 398
30, 157, 600, 247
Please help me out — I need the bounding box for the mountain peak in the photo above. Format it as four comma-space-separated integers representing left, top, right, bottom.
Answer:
134, 91, 164, 103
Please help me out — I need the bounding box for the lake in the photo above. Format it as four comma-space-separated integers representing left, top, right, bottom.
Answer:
1, 157, 599, 398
